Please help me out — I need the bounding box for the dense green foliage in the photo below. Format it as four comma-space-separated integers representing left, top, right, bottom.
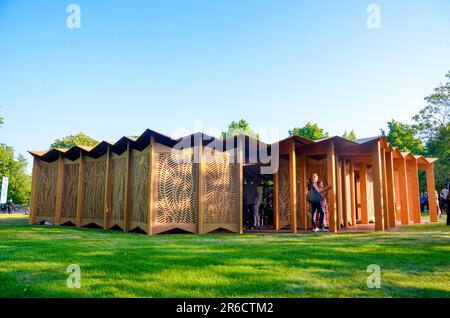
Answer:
382, 71, 449, 189
50, 133, 99, 149
221, 119, 260, 139
0, 145, 31, 205
0, 215, 449, 297
289, 122, 330, 140
342, 130, 357, 141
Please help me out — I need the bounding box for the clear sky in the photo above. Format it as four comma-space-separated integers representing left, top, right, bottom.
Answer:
0, 0, 449, 173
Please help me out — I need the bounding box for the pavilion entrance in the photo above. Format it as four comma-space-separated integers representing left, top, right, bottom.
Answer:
243, 164, 274, 230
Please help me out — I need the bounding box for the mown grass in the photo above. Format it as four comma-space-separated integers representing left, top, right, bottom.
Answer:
0, 214, 449, 298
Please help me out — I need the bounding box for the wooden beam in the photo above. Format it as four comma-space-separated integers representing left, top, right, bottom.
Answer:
197, 143, 204, 234
76, 150, 85, 227
299, 154, 307, 230
426, 163, 438, 222
385, 151, 396, 228
349, 162, 356, 226
407, 158, 421, 224
340, 159, 348, 227
359, 164, 368, 224
372, 141, 385, 231
327, 142, 338, 233
54, 154, 65, 226
380, 148, 389, 229
239, 136, 244, 234
28, 158, 39, 225
148, 136, 156, 235
103, 145, 112, 230
397, 158, 410, 225
335, 158, 342, 229
274, 171, 280, 231
289, 140, 297, 233
123, 141, 132, 232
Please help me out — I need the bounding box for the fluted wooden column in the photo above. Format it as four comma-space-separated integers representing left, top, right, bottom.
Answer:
299, 154, 307, 230
398, 157, 410, 225
76, 150, 85, 227
349, 162, 356, 226
385, 151, 396, 228
103, 145, 112, 230
372, 142, 385, 231
327, 142, 338, 233
426, 163, 438, 222
28, 158, 40, 225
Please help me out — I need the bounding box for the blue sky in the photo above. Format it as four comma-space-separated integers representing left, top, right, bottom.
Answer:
0, 0, 449, 172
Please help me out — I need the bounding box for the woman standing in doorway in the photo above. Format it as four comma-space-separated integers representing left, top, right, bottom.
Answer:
307, 174, 331, 232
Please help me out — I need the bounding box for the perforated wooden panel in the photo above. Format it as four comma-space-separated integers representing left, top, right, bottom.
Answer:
155, 152, 198, 225
203, 151, 240, 226
82, 160, 106, 223
61, 163, 79, 218
130, 154, 150, 224
111, 158, 127, 222
277, 156, 290, 229
35, 163, 58, 217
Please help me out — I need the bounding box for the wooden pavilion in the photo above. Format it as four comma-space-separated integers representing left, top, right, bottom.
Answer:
28, 129, 439, 234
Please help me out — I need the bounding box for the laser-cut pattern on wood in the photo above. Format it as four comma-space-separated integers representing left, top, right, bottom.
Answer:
61, 163, 79, 218
203, 152, 240, 225
35, 164, 58, 217
130, 154, 150, 224
111, 158, 127, 222
277, 156, 290, 228
82, 160, 106, 221
156, 153, 197, 224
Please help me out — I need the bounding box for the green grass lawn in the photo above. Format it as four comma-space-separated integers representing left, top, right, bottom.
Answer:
0, 214, 449, 298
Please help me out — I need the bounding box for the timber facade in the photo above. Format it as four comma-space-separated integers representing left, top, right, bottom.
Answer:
28, 129, 439, 234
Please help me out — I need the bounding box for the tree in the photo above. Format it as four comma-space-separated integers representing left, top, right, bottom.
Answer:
0, 144, 31, 205
381, 120, 426, 155
289, 122, 329, 140
50, 133, 99, 149
413, 71, 449, 141
221, 119, 260, 139
342, 130, 357, 141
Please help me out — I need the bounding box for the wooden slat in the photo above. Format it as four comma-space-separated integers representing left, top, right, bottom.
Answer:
340, 159, 348, 227
28, 158, 39, 225
385, 151, 396, 227
359, 164, 368, 224
299, 154, 307, 230
239, 136, 244, 234
380, 148, 389, 229
274, 171, 280, 231
197, 143, 204, 234
148, 136, 155, 235
349, 162, 356, 226
397, 158, 410, 225
407, 158, 421, 224
326, 142, 338, 232
372, 141, 385, 231
123, 141, 132, 232
54, 154, 65, 226
289, 140, 297, 233
76, 151, 85, 227
103, 145, 112, 230
426, 163, 438, 222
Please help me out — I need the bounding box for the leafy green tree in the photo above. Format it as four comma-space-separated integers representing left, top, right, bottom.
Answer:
50, 133, 99, 149
342, 130, 357, 141
411, 71, 450, 188
221, 119, 260, 139
413, 71, 449, 141
289, 122, 329, 140
381, 120, 425, 155
0, 144, 31, 205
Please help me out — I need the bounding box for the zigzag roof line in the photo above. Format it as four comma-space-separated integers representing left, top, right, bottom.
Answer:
28, 129, 437, 164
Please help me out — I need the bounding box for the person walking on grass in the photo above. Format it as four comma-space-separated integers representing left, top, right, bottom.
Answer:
307, 173, 331, 232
